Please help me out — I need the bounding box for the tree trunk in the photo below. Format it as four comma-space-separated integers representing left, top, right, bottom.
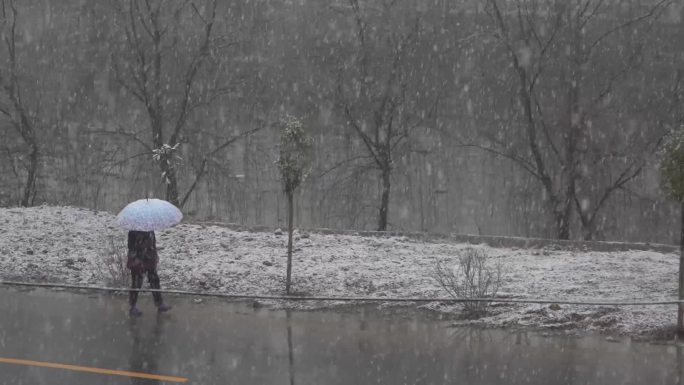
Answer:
158, 155, 180, 207
165, 166, 180, 207
678, 202, 684, 339
559, 12, 582, 241
378, 166, 391, 231
582, 224, 595, 241
580, 213, 597, 241
286, 190, 294, 294
554, 205, 571, 240
20, 143, 38, 207
150, 114, 180, 206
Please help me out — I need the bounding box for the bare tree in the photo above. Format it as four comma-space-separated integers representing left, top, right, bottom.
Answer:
0, 0, 39, 206
109, 0, 251, 207
333, 0, 442, 231
476, 0, 673, 239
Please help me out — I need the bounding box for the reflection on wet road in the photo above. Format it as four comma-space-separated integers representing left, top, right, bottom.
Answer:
0, 288, 682, 384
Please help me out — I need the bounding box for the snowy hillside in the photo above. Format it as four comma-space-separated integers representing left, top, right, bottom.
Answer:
0, 205, 679, 336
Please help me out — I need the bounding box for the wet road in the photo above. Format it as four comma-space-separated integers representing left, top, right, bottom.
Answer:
0, 287, 683, 384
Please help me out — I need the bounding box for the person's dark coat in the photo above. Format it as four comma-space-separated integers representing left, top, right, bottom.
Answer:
126, 231, 158, 273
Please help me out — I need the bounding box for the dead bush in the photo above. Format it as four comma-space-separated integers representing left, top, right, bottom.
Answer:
434, 248, 503, 318
95, 236, 130, 287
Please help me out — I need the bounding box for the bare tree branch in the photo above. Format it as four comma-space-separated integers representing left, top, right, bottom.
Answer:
458, 140, 541, 180
170, 0, 217, 146
488, 0, 555, 196
586, 0, 671, 57
88, 128, 153, 153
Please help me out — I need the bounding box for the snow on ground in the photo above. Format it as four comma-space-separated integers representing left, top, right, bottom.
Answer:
0, 205, 679, 336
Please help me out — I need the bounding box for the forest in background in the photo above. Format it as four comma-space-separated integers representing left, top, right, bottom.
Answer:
1, 0, 683, 243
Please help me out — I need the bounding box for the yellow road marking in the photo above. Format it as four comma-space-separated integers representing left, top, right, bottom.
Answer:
0, 357, 188, 382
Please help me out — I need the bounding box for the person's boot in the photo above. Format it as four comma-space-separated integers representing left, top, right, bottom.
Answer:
129, 306, 143, 317
157, 303, 172, 313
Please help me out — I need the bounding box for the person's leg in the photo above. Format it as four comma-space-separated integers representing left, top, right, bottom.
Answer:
129, 271, 144, 315
147, 269, 164, 307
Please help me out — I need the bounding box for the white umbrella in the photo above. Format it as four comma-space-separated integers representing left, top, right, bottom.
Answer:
116, 198, 183, 231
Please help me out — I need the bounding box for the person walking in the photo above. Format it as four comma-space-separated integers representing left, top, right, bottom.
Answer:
127, 230, 172, 316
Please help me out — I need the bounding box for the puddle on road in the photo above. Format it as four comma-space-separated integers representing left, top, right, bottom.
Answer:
0, 287, 683, 385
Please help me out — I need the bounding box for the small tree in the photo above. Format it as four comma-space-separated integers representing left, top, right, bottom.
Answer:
276, 116, 312, 294
660, 128, 684, 338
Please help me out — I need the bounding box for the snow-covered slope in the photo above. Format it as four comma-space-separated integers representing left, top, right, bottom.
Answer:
0, 205, 678, 336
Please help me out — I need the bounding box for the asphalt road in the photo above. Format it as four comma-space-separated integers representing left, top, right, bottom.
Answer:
0, 287, 683, 385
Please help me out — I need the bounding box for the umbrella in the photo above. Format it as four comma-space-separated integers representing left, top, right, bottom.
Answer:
116, 198, 183, 231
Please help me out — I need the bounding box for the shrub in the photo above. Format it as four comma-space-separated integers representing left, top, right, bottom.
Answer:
434, 248, 503, 318
96, 236, 130, 287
